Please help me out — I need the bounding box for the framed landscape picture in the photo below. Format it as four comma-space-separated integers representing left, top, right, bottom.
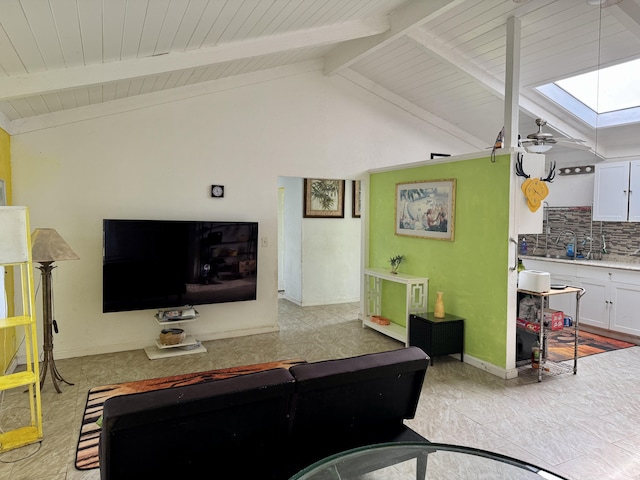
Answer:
352, 180, 361, 218
395, 179, 456, 241
303, 178, 345, 218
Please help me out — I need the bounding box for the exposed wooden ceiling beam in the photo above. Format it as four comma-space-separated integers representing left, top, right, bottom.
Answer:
9, 60, 323, 135
0, 16, 389, 102
323, 0, 469, 75
609, 0, 640, 40
405, 29, 593, 149
0, 111, 10, 132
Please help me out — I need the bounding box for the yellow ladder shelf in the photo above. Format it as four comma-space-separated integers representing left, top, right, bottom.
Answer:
0, 206, 43, 452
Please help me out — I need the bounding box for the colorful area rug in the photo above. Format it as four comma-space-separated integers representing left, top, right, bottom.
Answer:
75, 358, 305, 471
546, 330, 635, 362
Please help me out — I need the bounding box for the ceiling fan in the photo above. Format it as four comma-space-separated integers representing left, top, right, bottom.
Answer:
520, 118, 590, 153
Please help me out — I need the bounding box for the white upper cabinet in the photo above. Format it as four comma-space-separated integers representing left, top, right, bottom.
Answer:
593, 160, 640, 222
629, 161, 640, 222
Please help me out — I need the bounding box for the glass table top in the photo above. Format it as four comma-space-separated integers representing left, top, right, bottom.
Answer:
289, 442, 568, 480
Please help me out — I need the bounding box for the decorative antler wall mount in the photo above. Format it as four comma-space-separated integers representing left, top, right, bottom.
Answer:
515, 153, 555, 212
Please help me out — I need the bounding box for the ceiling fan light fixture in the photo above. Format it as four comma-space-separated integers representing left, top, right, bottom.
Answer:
526, 144, 553, 154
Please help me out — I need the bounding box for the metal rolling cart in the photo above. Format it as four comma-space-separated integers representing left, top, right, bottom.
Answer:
517, 286, 586, 382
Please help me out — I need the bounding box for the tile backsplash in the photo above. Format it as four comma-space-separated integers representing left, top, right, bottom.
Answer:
519, 206, 640, 264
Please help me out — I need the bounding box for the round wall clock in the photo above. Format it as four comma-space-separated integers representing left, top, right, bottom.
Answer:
211, 185, 224, 198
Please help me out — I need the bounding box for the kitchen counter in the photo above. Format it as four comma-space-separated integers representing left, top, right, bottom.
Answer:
521, 255, 640, 272
521, 254, 640, 338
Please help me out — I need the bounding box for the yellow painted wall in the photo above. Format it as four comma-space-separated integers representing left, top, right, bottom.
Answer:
0, 127, 17, 374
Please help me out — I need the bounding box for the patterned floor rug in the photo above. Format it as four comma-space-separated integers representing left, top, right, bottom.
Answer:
75, 358, 305, 471
546, 329, 635, 362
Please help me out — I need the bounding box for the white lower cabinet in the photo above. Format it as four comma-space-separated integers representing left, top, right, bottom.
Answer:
578, 276, 609, 329
578, 267, 640, 335
547, 275, 578, 320
610, 282, 640, 336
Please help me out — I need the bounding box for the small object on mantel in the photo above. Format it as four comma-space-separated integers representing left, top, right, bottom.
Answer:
371, 315, 390, 325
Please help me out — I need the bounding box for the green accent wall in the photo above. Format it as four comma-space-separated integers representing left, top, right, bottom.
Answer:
369, 154, 512, 368
0, 127, 16, 374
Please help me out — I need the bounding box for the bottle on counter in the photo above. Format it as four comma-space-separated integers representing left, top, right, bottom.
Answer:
520, 238, 527, 255
531, 339, 540, 370
566, 243, 574, 257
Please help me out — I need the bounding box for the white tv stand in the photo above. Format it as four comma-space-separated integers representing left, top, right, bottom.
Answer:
144, 309, 207, 360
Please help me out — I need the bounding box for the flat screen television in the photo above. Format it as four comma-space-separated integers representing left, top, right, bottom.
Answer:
103, 219, 258, 313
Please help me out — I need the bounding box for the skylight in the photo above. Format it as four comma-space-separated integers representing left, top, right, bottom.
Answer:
556, 58, 640, 113
536, 58, 640, 128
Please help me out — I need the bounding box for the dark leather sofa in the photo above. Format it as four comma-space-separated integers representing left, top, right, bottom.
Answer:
99, 346, 430, 479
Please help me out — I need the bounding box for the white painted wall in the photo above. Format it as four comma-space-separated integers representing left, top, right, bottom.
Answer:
545, 173, 594, 207
277, 175, 360, 306
301, 179, 361, 306
277, 187, 285, 292
278, 176, 303, 305
11, 68, 477, 359
544, 154, 595, 207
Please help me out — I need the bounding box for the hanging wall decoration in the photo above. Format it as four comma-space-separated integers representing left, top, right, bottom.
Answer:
395, 179, 456, 241
352, 180, 362, 218
515, 153, 556, 213
303, 179, 345, 218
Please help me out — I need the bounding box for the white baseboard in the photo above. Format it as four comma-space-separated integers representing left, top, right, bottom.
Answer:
463, 353, 519, 379
14, 324, 281, 365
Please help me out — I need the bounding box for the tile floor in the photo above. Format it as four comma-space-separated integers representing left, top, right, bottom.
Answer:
1, 299, 640, 479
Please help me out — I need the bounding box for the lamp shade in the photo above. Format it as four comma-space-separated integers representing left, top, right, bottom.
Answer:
31, 228, 79, 263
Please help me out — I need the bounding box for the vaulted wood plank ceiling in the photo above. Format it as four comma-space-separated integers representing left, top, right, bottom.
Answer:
0, 0, 638, 159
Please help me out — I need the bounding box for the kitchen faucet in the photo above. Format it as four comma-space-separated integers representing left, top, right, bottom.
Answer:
582, 237, 592, 260
582, 237, 603, 260
555, 230, 577, 260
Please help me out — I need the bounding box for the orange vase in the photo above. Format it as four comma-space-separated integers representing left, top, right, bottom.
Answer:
434, 292, 445, 318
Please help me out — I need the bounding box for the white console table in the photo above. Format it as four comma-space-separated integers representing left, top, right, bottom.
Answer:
362, 268, 429, 346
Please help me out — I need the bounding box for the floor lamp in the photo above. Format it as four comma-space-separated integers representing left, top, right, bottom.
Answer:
31, 228, 79, 393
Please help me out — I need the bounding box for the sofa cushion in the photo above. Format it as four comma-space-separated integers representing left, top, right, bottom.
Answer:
99, 368, 295, 480
289, 347, 428, 429
285, 347, 429, 475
